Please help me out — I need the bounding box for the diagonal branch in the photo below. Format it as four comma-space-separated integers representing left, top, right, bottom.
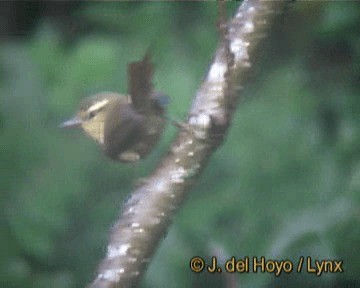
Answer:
88, 1, 288, 287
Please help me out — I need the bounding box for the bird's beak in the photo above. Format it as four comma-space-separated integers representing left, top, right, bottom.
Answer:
60, 116, 82, 128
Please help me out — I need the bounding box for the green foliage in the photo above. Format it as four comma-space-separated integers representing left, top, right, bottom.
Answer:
0, 2, 359, 288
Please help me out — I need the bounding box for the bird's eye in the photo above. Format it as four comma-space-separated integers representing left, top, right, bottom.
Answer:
88, 111, 96, 119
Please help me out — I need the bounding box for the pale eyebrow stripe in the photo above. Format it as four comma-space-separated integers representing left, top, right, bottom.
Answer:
87, 99, 109, 113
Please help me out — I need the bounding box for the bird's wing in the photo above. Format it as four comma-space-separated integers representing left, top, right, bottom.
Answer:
103, 100, 144, 160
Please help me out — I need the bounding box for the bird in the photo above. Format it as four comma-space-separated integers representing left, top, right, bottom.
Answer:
60, 53, 167, 162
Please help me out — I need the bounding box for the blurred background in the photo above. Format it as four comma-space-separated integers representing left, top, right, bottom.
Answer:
0, 2, 359, 288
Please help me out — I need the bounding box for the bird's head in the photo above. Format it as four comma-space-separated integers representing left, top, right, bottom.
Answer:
60, 92, 128, 145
